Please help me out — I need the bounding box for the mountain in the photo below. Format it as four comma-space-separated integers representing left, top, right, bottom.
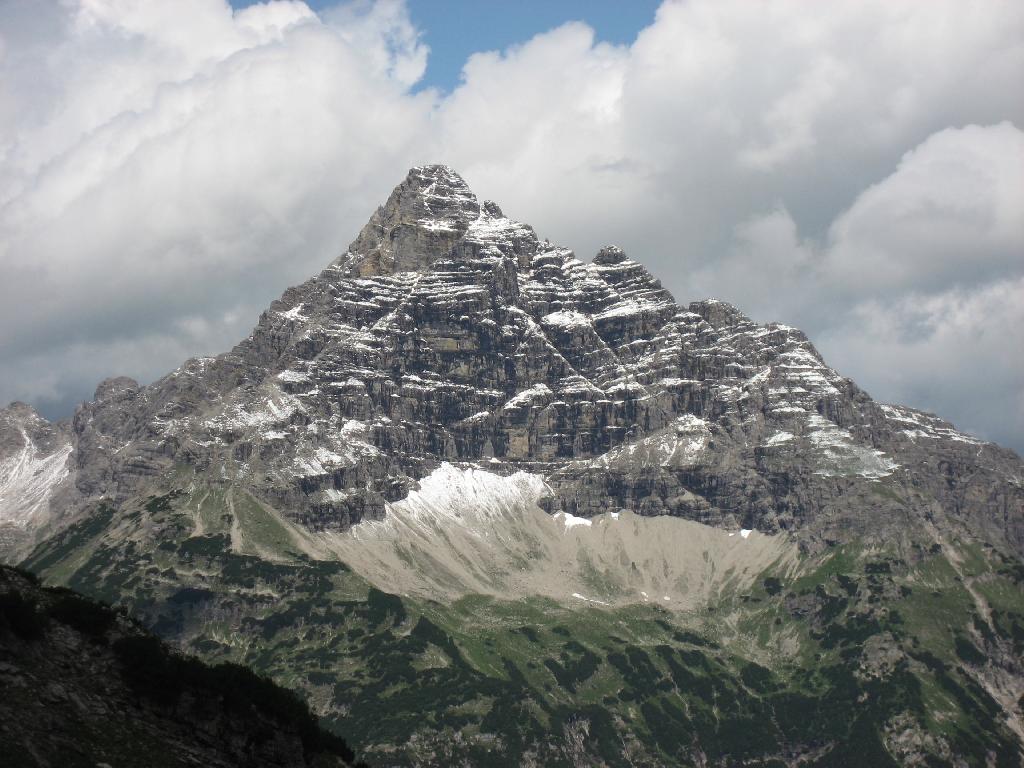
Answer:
3, 165, 1023, 766
0, 403, 72, 556
0, 564, 360, 767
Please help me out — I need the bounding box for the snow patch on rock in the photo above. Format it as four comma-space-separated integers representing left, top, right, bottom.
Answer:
806, 414, 898, 479
554, 511, 593, 530
279, 303, 307, 321
542, 310, 591, 330
765, 431, 794, 446
356, 463, 549, 539
572, 592, 610, 606
880, 404, 983, 445
503, 384, 552, 410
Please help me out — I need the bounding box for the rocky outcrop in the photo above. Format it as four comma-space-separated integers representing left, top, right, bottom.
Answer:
3, 165, 1022, 561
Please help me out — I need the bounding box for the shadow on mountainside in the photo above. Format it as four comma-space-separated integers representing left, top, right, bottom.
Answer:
0, 564, 368, 768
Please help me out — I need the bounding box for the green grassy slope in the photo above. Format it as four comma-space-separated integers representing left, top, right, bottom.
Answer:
21, 485, 1024, 766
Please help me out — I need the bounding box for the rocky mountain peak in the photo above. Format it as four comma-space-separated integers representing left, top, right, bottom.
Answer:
593, 245, 628, 265
688, 297, 751, 328
93, 376, 141, 403
0, 402, 67, 455
389, 164, 480, 224
2, 164, 1022, 566
334, 165, 541, 278
0, 401, 41, 425
339, 164, 484, 277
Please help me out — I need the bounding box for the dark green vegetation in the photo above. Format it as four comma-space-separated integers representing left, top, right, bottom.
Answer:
0, 564, 363, 768
18, 488, 1024, 766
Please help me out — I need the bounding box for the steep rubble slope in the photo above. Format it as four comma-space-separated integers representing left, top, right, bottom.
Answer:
317, 462, 798, 606
0, 403, 71, 556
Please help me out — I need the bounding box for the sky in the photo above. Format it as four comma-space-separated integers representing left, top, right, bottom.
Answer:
0, 0, 1021, 452
231, 0, 663, 92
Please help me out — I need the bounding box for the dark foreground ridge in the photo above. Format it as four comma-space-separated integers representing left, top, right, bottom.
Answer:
0, 564, 365, 767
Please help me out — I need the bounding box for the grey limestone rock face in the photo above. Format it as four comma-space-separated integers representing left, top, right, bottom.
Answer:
341, 164, 495, 276
2, 164, 1022, 559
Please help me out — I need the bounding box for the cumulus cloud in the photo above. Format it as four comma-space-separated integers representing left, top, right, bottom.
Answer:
0, 0, 1022, 451
818, 124, 1024, 449
824, 123, 1024, 298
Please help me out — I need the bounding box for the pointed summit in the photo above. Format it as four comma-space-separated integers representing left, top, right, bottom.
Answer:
402, 164, 480, 219
335, 165, 541, 276
340, 165, 483, 276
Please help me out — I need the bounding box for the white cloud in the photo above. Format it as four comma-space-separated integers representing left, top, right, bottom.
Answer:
320, 0, 428, 87
0, 0, 434, 379
824, 123, 1024, 298
815, 124, 1024, 449
0, 0, 1021, 451
690, 207, 820, 323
